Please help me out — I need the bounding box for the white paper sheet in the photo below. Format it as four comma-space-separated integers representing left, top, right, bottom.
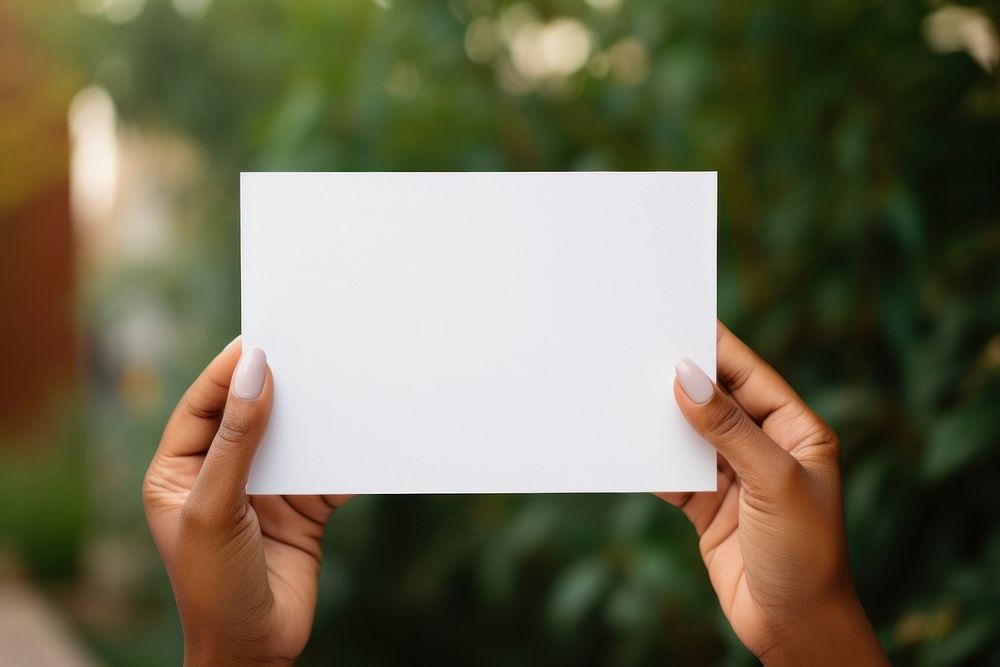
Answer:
242, 172, 716, 494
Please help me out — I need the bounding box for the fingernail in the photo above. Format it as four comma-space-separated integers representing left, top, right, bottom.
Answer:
224, 334, 242, 350
234, 346, 267, 400
675, 358, 714, 405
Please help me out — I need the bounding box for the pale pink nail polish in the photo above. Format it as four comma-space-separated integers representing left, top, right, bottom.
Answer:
234, 346, 267, 400
675, 357, 714, 405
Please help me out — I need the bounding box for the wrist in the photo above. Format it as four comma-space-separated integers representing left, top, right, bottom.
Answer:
757, 588, 888, 667
184, 635, 295, 667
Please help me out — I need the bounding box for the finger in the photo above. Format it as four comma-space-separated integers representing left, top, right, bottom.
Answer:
716, 321, 806, 429
674, 357, 798, 493
656, 467, 733, 536
187, 346, 272, 516
716, 322, 839, 463
247, 495, 354, 564
322, 494, 354, 510
251, 496, 326, 559
157, 336, 243, 457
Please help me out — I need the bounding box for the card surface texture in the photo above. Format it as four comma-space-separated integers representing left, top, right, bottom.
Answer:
242, 171, 716, 494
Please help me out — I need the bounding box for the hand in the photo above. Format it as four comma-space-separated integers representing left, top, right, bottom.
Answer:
660, 322, 887, 665
143, 338, 350, 666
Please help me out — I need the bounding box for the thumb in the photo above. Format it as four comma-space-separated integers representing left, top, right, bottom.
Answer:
189, 345, 272, 516
674, 357, 797, 493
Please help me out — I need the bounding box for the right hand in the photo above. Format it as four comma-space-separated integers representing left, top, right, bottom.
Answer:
143, 338, 351, 666
660, 322, 888, 665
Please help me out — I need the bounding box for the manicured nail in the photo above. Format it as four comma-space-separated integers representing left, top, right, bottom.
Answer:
224, 334, 242, 350
675, 358, 714, 405
234, 346, 267, 400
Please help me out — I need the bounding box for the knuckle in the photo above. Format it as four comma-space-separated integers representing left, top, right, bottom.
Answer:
708, 400, 747, 443
141, 462, 171, 511
179, 502, 218, 534
140, 471, 155, 508
742, 455, 800, 500
771, 456, 801, 490
823, 428, 841, 456
811, 427, 841, 463
180, 391, 222, 421
721, 359, 754, 393
179, 496, 252, 541
215, 410, 254, 448
803, 421, 842, 462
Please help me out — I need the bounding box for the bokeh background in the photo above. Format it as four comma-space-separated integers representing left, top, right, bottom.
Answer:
2, 0, 999, 664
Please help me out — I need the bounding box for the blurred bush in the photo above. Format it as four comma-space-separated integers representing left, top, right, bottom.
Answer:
0, 402, 88, 578
13, 0, 1000, 664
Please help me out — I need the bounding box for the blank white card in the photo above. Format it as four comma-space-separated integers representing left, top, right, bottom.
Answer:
242, 172, 716, 494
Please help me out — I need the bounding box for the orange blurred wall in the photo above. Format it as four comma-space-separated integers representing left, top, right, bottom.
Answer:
0, 0, 78, 439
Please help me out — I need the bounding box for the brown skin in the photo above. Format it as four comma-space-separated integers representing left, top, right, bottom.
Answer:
659, 322, 887, 665
142, 339, 350, 666
143, 325, 887, 665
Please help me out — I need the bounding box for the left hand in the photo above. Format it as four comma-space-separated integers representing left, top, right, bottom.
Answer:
143, 338, 350, 666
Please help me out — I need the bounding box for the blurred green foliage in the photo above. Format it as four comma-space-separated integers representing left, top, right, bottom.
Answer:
0, 402, 89, 578
29, 0, 1000, 663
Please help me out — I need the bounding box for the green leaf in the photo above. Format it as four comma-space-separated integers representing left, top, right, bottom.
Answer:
923, 381, 1000, 480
